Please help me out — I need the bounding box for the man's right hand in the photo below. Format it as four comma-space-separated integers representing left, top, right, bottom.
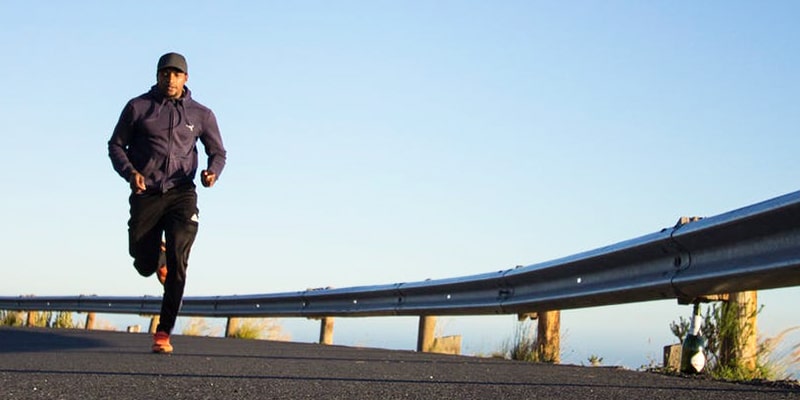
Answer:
129, 171, 146, 194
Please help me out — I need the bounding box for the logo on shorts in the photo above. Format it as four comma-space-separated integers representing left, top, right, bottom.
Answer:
191, 214, 199, 222
186, 124, 195, 132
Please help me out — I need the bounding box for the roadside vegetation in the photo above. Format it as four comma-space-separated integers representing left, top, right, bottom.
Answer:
3, 311, 291, 342
498, 319, 605, 366
501, 320, 538, 362
1, 310, 25, 326
493, 307, 797, 384
1, 310, 82, 329
225, 318, 291, 341
669, 303, 799, 381
497, 319, 564, 363
181, 317, 221, 337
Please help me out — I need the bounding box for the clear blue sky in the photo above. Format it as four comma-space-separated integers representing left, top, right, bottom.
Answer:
1, 1, 798, 372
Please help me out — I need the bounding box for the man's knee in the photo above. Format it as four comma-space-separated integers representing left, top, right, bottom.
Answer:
133, 259, 157, 277
130, 241, 161, 277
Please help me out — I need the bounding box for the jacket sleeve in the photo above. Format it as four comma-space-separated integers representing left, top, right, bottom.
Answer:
108, 102, 137, 180
199, 110, 227, 177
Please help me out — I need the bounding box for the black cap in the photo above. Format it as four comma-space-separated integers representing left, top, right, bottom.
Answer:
157, 52, 188, 73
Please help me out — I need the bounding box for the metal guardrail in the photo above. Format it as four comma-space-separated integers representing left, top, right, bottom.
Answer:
3, 190, 800, 318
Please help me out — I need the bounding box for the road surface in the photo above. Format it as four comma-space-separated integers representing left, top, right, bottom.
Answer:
0, 327, 797, 399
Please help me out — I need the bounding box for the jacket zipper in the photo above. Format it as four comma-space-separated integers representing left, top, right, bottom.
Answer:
163, 101, 174, 193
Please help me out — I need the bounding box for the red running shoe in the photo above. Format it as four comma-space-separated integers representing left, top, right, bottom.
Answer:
152, 331, 173, 353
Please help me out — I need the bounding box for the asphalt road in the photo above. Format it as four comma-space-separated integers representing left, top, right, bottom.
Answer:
0, 327, 797, 399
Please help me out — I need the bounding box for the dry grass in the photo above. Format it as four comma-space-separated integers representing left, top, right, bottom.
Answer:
502, 320, 538, 362
1, 310, 25, 326
759, 326, 800, 380
228, 318, 291, 341
181, 317, 222, 337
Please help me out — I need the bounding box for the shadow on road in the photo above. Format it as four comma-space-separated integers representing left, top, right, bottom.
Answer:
0, 327, 108, 353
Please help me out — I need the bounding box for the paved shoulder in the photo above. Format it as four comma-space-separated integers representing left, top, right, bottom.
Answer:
1, 327, 797, 399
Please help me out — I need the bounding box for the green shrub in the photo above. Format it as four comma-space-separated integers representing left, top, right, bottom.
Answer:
52, 312, 78, 329
587, 354, 604, 366
502, 320, 538, 362
670, 302, 799, 381
1, 310, 25, 326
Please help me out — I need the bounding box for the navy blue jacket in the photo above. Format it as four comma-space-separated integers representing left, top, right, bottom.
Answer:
108, 86, 227, 193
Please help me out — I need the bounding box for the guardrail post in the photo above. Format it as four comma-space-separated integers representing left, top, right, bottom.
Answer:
225, 317, 239, 338
417, 315, 436, 352
720, 291, 758, 373
26, 311, 36, 327
535, 310, 561, 363
148, 315, 159, 334
84, 312, 96, 330
319, 317, 335, 345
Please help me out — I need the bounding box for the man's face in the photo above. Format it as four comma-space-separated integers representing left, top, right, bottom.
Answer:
156, 68, 188, 99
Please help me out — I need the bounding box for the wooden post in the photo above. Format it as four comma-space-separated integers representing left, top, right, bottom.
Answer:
26, 311, 36, 327
319, 317, 335, 345
84, 312, 96, 330
148, 315, 160, 334
663, 344, 682, 372
417, 316, 436, 352
225, 317, 240, 338
720, 291, 758, 373
535, 310, 561, 363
